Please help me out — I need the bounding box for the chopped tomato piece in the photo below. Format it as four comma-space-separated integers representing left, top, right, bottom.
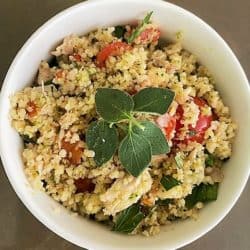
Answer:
156, 97, 213, 145
74, 178, 95, 193
176, 97, 213, 144
138, 27, 160, 44
156, 105, 185, 142
191, 97, 213, 133
55, 70, 64, 78
164, 117, 176, 140
156, 113, 176, 140
175, 105, 184, 133
140, 195, 154, 207
193, 114, 213, 133
72, 53, 81, 62
185, 113, 213, 143
26, 101, 37, 118
193, 97, 207, 107
61, 140, 83, 165
96, 41, 131, 67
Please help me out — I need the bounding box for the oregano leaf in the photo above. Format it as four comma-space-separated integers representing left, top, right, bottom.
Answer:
118, 131, 152, 177
156, 198, 172, 206
95, 88, 134, 122
112, 204, 144, 233
185, 183, 219, 209
132, 121, 169, 155
160, 175, 181, 191
133, 87, 175, 114
86, 120, 118, 166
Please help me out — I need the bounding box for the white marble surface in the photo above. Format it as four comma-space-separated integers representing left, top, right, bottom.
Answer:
0, 1, 249, 249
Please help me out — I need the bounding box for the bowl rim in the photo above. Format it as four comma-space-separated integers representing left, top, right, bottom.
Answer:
0, 0, 249, 249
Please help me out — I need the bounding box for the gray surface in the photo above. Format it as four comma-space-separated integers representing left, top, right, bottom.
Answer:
0, 0, 249, 249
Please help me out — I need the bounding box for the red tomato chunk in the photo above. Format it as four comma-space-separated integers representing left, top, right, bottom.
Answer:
156, 113, 176, 141
138, 27, 160, 44
96, 41, 131, 67
179, 97, 213, 144
61, 140, 83, 165
156, 97, 213, 145
26, 101, 37, 118
72, 53, 82, 62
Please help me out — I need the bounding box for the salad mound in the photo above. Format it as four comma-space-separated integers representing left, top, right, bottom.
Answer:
10, 12, 236, 236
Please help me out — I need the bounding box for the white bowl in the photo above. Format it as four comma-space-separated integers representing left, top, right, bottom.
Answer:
0, 0, 249, 249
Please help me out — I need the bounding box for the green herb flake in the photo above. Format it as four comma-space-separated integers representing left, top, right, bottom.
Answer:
160, 175, 181, 191
188, 130, 197, 136
113, 26, 126, 39
156, 198, 172, 206
86, 120, 118, 166
185, 183, 219, 209
127, 11, 153, 44
118, 130, 152, 177
129, 193, 138, 200
133, 87, 175, 115
44, 80, 53, 86
48, 56, 58, 67
174, 152, 183, 168
43, 80, 60, 90
167, 215, 181, 221
132, 121, 169, 155
20, 134, 37, 144
95, 88, 134, 123
205, 153, 215, 167
112, 204, 144, 233
175, 72, 181, 82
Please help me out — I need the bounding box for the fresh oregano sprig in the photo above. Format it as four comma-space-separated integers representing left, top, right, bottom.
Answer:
112, 203, 144, 233
127, 11, 153, 43
185, 183, 219, 209
86, 87, 175, 177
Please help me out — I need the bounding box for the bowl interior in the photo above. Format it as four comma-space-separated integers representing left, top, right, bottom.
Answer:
0, 0, 249, 249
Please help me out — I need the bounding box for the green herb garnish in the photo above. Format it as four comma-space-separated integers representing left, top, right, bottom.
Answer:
86, 120, 118, 166
156, 198, 172, 206
133, 87, 175, 114
48, 56, 58, 67
188, 130, 197, 136
44, 80, 53, 86
205, 153, 215, 167
113, 26, 126, 39
43, 80, 60, 90
132, 121, 169, 155
95, 88, 134, 123
127, 11, 153, 43
129, 193, 138, 200
160, 175, 181, 191
185, 183, 219, 209
20, 134, 37, 144
86, 87, 174, 177
167, 215, 181, 221
119, 131, 152, 177
175, 72, 181, 82
112, 204, 144, 233
174, 152, 183, 168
